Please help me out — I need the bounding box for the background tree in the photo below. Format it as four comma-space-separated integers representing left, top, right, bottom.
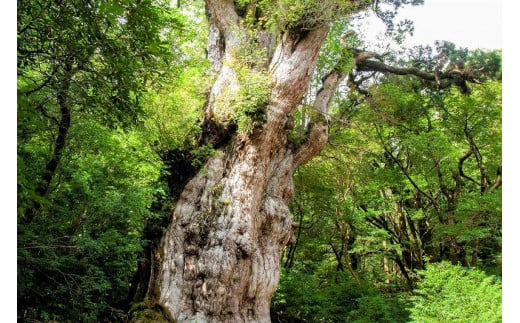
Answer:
272, 44, 501, 321
17, 0, 186, 321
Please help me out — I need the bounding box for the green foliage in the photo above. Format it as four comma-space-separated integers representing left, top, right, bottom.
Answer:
256, 0, 370, 33
18, 0, 186, 129
129, 300, 175, 322
348, 293, 410, 323
466, 49, 502, 81
316, 18, 359, 77
234, 67, 272, 133
17, 0, 191, 321
355, 75, 502, 268
18, 121, 163, 321
211, 58, 271, 134
139, 1, 210, 152
272, 265, 410, 322
141, 63, 209, 151
277, 49, 501, 322
409, 262, 502, 322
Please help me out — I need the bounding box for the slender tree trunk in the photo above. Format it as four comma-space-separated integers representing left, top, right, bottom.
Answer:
40, 62, 73, 196
23, 62, 73, 224
153, 2, 331, 321
383, 240, 391, 284
342, 228, 362, 284
284, 201, 304, 269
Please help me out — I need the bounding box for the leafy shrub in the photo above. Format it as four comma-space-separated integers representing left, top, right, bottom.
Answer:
271, 264, 410, 323
409, 261, 502, 323
348, 292, 410, 323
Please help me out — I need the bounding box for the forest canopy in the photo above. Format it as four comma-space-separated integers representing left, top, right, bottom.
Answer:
16, 0, 501, 322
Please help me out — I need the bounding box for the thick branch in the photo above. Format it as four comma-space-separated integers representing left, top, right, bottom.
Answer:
292, 44, 353, 167
205, 0, 241, 49
353, 50, 382, 64
40, 79, 71, 196
270, 25, 330, 114
293, 123, 328, 168
314, 70, 342, 119
356, 58, 436, 80
23, 63, 73, 225
354, 54, 483, 94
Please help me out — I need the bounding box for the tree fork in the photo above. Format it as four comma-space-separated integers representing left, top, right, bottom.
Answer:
137, 1, 334, 321
133, 1, 488, 320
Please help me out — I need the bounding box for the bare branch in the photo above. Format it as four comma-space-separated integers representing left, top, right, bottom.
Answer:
22, 68, 58, 96
458, 150, 479, 186
489, 165, 502, 191
314, 70, 343, 120
377, 130, 438, 209
464, 125, 492, 192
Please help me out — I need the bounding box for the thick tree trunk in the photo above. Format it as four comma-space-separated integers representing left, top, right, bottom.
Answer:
158, 141, 297, 322
140, 1, 471, 318
154, 2, 331, 321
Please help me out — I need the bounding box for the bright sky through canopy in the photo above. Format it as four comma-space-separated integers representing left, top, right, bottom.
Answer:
359, 0, 502, 50
397, 0, 502, 49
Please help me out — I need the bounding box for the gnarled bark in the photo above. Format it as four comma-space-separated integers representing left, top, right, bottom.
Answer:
153, 1, 334, 321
